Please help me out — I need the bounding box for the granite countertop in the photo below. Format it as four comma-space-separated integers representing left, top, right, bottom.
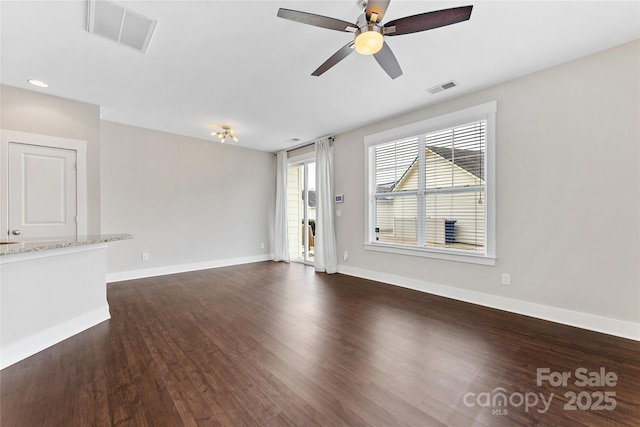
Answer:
0, 234, 133, 256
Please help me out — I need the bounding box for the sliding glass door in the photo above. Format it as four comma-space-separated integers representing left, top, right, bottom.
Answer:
287, 161, 315, 264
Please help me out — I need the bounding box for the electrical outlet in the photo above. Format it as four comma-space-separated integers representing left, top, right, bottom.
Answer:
142, 252, 149, 261
343, 251, 349, 261
260, 242, 265, 249
501, 273, 511, 285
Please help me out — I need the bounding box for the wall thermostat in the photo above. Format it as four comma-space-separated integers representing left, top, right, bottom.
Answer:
335, 195, 344, 203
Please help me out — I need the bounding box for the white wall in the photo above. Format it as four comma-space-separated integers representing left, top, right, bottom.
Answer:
0, 85, 102, 234
100, 121, 275, 278
333, 40, 639, 337
0, 245, 110, 369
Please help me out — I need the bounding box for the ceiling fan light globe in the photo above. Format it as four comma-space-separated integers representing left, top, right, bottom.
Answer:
354, 28, 383, 55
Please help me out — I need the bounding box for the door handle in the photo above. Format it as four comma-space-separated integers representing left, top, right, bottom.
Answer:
12, 229, 21, 235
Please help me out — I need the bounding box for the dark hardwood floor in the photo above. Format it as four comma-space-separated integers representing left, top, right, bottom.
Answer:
1, 261, 638, 426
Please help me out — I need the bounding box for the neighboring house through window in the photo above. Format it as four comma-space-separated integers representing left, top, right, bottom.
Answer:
365, 101, 496, 265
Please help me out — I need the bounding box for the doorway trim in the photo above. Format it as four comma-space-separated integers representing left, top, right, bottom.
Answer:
1, 130, 87, 238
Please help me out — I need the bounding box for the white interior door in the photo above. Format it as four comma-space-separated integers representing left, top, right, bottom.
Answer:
8, 142, 77, 239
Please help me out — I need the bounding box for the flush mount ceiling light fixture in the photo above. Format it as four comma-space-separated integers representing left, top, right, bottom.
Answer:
211, 126, 238, 143
277, 0, 473, 79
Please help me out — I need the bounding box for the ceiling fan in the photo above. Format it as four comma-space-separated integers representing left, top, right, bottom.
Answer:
211, 126, 238, 143
277, 0, 473, 79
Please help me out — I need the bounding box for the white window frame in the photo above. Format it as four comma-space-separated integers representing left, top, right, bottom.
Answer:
364, 101, 496, 266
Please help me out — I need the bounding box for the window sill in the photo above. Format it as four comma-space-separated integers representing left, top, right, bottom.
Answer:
363, 242, 496, 266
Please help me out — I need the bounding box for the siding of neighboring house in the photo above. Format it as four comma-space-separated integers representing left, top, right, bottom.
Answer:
287, 166, 302, 258
386, 148, 485, 247
375, 200, 395, 234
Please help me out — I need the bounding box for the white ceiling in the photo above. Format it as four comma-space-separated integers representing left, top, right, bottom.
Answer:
1, 1, 638, 152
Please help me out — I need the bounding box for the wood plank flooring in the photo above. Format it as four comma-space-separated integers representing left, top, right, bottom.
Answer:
1, 261, 638, 426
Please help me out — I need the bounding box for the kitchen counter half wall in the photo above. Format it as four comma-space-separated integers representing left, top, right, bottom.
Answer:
0, 233, 132, 369
0, 233, 132, 256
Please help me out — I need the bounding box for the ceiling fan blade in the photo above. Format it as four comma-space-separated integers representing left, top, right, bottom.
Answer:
365, 0, 390, 23
384, 5, 473, 36
312, 41, 355, 76
277, 8, 357, 32
373, 41, 402, 79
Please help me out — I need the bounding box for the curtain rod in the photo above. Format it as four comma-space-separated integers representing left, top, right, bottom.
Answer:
274, 136, 334, 155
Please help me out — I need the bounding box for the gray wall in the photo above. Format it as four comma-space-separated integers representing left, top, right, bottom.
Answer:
100, 121, 275, 274
333, 40, 639, 324
1, 85, 275, 276
0, 85, 102, 234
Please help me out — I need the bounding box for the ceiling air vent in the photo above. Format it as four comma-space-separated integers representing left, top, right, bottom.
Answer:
87, 0, 157, 53
426, 80, 459, 95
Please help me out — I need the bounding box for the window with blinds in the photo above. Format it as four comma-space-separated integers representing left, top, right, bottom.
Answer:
368, 119, 487, 255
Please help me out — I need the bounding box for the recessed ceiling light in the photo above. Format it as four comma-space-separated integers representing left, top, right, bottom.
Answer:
27, 79, 49, 88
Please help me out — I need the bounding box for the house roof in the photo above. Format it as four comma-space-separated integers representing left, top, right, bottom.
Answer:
426, 146, 484, 181
376, 146, 483, 192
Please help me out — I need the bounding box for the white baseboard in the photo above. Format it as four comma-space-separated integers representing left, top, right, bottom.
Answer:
107, 254, 273, 283
337, 265, 640, 341
0, 305, 111, 370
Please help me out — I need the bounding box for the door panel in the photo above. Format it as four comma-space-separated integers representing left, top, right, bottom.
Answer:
8, 143, 77, 238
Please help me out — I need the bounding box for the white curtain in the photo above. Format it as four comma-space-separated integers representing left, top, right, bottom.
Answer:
273, 150, 289, 262
314, 137, 338, 273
